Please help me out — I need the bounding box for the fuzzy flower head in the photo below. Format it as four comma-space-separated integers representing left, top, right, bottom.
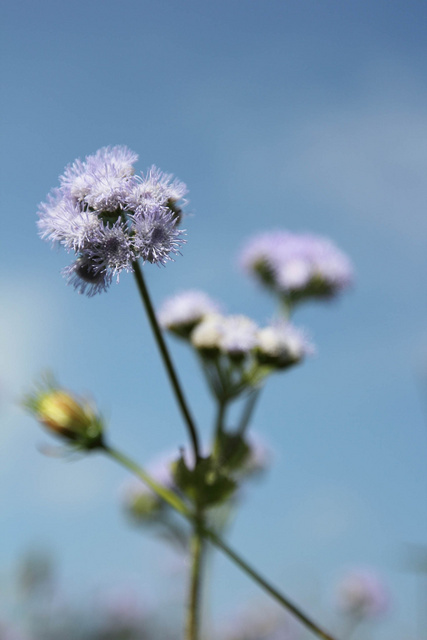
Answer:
37, 147, 187, 295
131, 205, 185, 266
158, 290, 221, 338
337, 569, 389, 618
191, 313, 258, 360
218, 315, 259, 358
60, 145, 138, 213
240, 230, 353, 304
256, 320, 314, 370
190, 314, 224, 356
125, 165, 188, 222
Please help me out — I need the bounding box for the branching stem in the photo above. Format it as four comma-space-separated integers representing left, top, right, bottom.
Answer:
102, 442, 337, 640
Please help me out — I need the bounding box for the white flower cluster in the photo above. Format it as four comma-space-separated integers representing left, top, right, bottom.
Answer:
159, 290, 313, 369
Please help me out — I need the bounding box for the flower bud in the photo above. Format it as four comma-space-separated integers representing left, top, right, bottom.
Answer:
190, 314, 223, 357
122, 480, 163, 522
255, 322, 314, 370
24, 382, 104, 449
158, 290, 221, 339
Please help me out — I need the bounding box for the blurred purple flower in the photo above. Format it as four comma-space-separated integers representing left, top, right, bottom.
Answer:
220, 603, 299, 640
239, 230, 353, 303
158, 290, 221, 336
243, 432, 273, 476
337, 568, 389, 617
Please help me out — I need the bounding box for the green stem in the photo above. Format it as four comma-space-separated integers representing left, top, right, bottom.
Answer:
132, 261, 201, 461
212, 398, 227, 461
186, 518, 205, 640
236, 388, 261, 436
201, 527, 336, 640
102, 444, 190, 517
215, 398, 227, 439
102, 443, 337, 640
279, 296, 293, 320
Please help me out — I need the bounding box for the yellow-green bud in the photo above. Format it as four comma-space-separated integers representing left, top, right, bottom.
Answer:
24, 383, 104, 449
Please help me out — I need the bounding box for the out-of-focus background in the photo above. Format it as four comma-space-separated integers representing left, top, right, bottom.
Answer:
1, 1, 426, 638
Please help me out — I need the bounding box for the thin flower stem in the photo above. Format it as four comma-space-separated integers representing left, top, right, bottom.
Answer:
236, 387, 261, 436
102, 443, 190, 516
132, 261, 201, 461
186, 518, 205, 640
201, 528, 337, 640
102, 442, 338, 640
212, 398, 227, 460
215, 398, 227, 438
279, 296, 293, 320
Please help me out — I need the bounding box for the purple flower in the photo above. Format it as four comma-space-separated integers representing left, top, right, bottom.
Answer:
131, 205, 185, 266
37, 147, 187, 295
37, 189, 100, 251
239, 230, 353, 303
125, 165, 188, 218
86, 220, 134, 275
158, 290, 221, 337
337, 569, 389, 618
60, 145, 138, 212
62, 256, 112, 297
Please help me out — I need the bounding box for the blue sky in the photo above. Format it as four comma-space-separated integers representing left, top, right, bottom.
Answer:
1, 1, 426, 638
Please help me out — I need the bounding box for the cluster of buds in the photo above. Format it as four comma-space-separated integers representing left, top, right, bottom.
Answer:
159, 290, 313, 401
24, 379, 104, 450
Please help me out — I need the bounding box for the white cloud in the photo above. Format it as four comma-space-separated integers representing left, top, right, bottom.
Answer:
0, 276, 62, 464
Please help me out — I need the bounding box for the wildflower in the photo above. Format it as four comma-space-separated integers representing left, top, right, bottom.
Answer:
191, 314, 224, 355
37, 147, 187, 295
218, 315, 259, 358
240, 230, 353, 304
125, 165, 188, 222
131, 205, 185, 266
62, 255, 112, 297
158, 290, 221, 338
60, 145, 138, 212
191, 313, 258, 359
256, 321, 314, 369
337, 569, 389, 618
85, 220, 134, 277
24, 380, 104, 449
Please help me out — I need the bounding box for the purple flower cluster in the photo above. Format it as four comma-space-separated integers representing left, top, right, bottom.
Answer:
239, 230, 353, 303
37, 146, 187, 295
